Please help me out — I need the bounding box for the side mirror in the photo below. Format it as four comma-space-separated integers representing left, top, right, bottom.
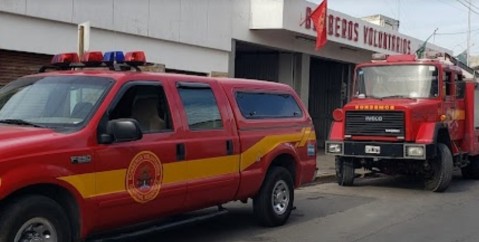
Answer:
99, 118, 143, 144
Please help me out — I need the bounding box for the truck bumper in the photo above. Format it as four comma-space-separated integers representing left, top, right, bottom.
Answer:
325, 141, 436, 160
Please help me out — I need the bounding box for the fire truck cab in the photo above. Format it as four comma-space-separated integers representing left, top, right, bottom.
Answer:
326, 52, 479, 192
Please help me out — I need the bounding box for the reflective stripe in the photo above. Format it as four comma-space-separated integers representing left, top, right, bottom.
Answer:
59, 130, 315, 198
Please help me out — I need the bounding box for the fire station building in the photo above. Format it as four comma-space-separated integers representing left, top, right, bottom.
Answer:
0, 0, 449, 146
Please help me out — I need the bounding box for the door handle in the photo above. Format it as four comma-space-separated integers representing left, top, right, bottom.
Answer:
226, 140, 233, 155
176, 143, 185, 161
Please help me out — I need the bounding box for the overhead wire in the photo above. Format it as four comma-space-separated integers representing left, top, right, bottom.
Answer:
456, 0, 479, 15
460, 0, 479, 12
436, 0, 467, 11
435, 28, 479, 35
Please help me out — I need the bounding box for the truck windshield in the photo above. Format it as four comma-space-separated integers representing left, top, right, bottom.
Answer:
354, 65, 438, 99
0, 76, 112, 131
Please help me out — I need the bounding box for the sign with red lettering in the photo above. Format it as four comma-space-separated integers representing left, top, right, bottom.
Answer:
303, 7, 411, 54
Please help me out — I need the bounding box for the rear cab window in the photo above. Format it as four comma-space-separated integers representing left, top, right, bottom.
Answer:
235, 91, 303, 119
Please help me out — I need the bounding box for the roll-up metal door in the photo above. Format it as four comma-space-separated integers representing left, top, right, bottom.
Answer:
309, 58, 354, 147
235, 52, 279, 82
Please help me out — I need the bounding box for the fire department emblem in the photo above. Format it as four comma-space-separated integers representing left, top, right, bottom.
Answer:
126, 151, 163, 203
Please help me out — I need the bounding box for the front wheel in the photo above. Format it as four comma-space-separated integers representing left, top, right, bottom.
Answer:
336, 157, 355, 186
0, 195, 72, 242
424, 143, 453, 192
253, 167, 294, 227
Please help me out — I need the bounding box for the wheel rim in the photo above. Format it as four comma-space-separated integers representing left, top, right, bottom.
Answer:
271, 180, 290, 215
14, 217, 57, 242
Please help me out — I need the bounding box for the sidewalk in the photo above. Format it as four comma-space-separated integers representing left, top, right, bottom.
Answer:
315, 150, 336, 179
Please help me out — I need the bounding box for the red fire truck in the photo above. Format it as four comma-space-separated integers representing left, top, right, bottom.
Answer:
326, 52, 479, 192
0, 51, 317, 241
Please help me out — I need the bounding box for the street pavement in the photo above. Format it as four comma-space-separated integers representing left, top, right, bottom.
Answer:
100, 153, 479, 242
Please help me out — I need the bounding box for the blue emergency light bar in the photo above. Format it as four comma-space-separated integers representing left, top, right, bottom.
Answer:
103, 51, 125, 63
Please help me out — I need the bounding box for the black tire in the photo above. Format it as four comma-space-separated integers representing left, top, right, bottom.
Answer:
335, 157, 355, 186
424, 143, 453, 192
253, 167, 294, 227
0, 195, 72, 242
461, 156, 479, 179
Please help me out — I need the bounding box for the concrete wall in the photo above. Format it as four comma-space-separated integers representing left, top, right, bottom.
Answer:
0, 0, 233, 51
0, 0, 233, 73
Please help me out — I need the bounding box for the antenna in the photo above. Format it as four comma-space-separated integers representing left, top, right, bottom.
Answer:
467, 0, 471, 66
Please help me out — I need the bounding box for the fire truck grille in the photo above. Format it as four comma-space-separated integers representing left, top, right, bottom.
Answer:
345, 111, 405, 136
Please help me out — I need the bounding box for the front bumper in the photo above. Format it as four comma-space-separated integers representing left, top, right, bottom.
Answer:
325, 141, 436, 160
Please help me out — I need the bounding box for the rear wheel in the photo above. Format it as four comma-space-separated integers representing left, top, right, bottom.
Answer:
462, 155, 479, 179
424, 143, 453, 192
336, 157, 355, 186
0, 195, 72, 242
253, 167, 294, 227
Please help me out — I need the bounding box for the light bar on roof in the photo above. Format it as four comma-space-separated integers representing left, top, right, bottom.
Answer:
125, 51, 146, 65
81, 51, 103, 65
51, 53, 80, 65
103, 51, 125, 63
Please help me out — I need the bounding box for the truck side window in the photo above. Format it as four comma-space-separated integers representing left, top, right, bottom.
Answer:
109, 84, 172, 133
444, 72, 452, 96
456, 74, 465, 99
177, 84, 223, 130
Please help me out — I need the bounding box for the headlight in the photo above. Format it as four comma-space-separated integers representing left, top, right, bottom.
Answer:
327, 142, 343, 154
405, 145, 425, 158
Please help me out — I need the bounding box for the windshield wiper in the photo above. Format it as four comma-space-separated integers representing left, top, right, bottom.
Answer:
0, 119, 45, 128
379, 95, 415, 100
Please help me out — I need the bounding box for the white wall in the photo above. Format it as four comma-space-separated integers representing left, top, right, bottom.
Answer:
0, 0, 233, 51
0, 12, 229, 73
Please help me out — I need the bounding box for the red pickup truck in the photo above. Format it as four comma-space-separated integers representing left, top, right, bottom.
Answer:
0, 51, 317, 241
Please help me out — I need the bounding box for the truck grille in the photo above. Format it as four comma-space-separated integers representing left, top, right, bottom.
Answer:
345, 111, 405, 136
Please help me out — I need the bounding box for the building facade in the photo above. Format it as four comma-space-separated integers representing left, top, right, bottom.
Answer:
0, 0, 449, 145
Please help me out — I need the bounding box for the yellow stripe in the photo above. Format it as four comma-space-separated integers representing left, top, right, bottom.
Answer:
186, 155, 240, 181
297, 127, 313, 148
59, 131, 313, 198
59, 169, 125, 198
59, 156, 241, 198
240, 132, 304, 170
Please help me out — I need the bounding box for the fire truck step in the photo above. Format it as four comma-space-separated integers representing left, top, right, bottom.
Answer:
88, 207, 229, 241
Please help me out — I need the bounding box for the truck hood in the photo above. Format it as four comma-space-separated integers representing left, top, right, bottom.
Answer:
0, 125, 69, 158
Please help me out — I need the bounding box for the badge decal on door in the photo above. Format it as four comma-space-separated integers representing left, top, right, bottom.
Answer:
126, 151, 163, 203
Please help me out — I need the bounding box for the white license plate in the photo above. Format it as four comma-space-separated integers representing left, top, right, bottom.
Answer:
365, 145, 381, 154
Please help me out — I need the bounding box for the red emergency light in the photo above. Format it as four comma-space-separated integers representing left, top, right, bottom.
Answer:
51, 53, 80, 66
125, 51, 146, 65
81, 51, 103, 66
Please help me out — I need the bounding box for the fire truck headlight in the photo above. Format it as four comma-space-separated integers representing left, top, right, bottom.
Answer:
405, 145, 425, 158
326, 142, 343, 154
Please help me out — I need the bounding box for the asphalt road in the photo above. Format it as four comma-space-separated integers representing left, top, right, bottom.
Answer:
98, 171, 479, 242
